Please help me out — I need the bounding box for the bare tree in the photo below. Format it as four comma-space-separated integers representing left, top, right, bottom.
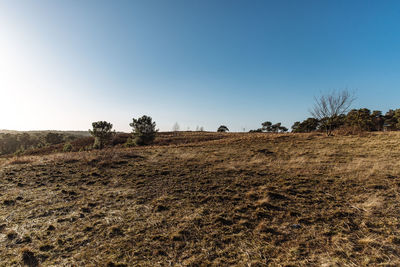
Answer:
172, 122, 180, 132
310, 89, 355, 136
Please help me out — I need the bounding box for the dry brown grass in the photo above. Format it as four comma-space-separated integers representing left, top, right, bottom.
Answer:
6, 157, 35, 165
1, 131, 400, 266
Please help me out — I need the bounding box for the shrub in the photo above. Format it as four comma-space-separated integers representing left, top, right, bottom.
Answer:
333, 125, 367, 136
292, 118, 319, 133
63, 143, 73, 152
71, 137, 94, 149
112, 133, 130, 146
45, 132, 64, 145
129, 115, 157, 145
124, 137, 136, 147
217, 125, 229, 132
249, 128, 263, 133
89, 121, 114, 149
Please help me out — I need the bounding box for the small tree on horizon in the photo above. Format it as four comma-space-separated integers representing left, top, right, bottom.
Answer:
279, 126, 288, 132
172, 122, 180, 132
89, 121, 114, 149
261, 121, 272, 132
217, 125, 229, 132
271, 123, 281, 133
130, 115, 157, 145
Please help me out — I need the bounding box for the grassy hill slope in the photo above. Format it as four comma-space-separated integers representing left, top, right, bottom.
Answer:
1, 132, 400, 266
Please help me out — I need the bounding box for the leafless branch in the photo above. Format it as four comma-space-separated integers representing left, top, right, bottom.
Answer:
310, 89, 356, 120
309, 89, 356, 135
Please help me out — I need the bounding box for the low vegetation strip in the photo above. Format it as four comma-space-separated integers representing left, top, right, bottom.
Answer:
1, 132, 400, 266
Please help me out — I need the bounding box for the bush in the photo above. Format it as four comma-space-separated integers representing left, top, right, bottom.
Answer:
134, 134, 154, 146
129, 115, 157, 146
217, 125, 229, 132
45, 132, 64, 145
112, 133, 131, 146
89, 121, 114, 149
63, 143, 73, 152
333, 125, 368, 136
124, 137, 136, 147
71, 137, 94, 149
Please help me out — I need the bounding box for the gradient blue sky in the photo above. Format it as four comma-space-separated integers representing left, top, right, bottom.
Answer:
1, 0, 400, 132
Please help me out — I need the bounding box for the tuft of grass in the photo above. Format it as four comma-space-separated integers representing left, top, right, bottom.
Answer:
6, 230, 18, 240
21, 247, 38, 267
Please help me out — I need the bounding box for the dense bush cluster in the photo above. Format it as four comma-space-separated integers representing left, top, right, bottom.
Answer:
0, 132, 79, 156
292, 108, 399, 133
249, 121, 288, 133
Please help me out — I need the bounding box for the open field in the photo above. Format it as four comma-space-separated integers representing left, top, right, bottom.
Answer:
1, 132, 400, 266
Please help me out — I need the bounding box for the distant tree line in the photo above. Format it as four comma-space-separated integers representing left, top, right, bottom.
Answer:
292, 108, 400, 134
288, 89, 400, 135
1, 90, 395, 155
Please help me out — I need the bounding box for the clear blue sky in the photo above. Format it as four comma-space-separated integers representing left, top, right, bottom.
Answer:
1, 0, 400, 132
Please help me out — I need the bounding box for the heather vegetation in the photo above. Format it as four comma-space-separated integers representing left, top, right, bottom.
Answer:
2, 132, 400, 266
0, 116, 158, 156
2, 0, 398, 265
3, 99, 400, 158
3, 92, 400, 265
0, 132, 81, 156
